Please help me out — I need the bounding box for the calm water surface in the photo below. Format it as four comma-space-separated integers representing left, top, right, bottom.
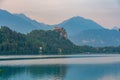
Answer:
0, 55, 120, 80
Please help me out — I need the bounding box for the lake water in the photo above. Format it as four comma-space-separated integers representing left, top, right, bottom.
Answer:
0, 55, 120, 80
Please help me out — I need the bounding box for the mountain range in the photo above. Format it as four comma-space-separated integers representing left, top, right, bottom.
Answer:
0, 9, 120, 47
56, 16, 120, 47
0, 9, 52, 33
57, 16, 103, 36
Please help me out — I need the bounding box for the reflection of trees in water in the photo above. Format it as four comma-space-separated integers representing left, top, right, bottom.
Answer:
0, 65, 67, 80
28, 65, 67, 80
0, 66, 24, 80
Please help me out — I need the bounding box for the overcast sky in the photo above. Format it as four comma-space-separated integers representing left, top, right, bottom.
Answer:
0, 0, 120, 28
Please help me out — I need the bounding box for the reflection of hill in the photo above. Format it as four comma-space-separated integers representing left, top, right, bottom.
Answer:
28, 65, 67, 79
0, 66, 24, 80
0, 65, 67, 80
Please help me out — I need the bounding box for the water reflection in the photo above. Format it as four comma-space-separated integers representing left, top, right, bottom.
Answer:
65, 63, 120, 80
0, 65, 66, 80
0, 63, 120, 80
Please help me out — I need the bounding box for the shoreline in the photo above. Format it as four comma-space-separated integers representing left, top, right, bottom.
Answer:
0, 55, 120, 66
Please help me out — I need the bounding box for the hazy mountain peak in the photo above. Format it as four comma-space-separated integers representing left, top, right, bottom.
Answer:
61, 16, 99, 24
57, 16, 104, 36
60, 16, 85, 24
0, 9, 52, 33
69, 16, 85, 20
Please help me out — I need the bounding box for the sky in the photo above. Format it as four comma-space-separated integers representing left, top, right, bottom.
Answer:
0, 0, 120, 29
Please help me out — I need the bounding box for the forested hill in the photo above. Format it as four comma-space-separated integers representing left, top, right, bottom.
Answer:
0, 26, 76, 55
0, 26, 120, 55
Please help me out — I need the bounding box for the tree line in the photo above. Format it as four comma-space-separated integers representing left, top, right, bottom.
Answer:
0, 26, 120, 55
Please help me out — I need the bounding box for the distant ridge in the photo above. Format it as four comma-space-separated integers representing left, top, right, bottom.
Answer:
0, 9, 52, 33
56, 16, 120, 47
0, 9, 120, 47
57, 16, 103, 36
14, 14, 52, 30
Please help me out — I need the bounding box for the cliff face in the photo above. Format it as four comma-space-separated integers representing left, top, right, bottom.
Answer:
54, 27, 67, 39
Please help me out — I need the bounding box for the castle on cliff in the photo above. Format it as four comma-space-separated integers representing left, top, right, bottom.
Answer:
54, 27, 67, 39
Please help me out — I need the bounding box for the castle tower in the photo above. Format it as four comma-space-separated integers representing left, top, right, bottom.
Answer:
54, 27, 67, 39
